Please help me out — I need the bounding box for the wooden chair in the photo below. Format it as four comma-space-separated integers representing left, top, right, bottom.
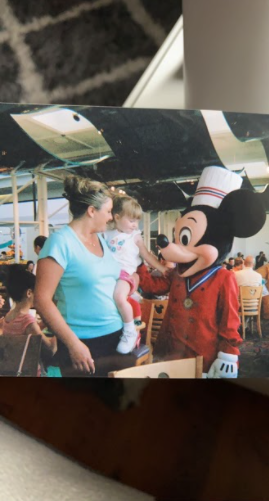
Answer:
132, 321, 150, 366
239, 285, 263, 339
140, 299, 168, 356
0, 334, 42, 376
109, 356, 203, 378
256, 264, 269, 319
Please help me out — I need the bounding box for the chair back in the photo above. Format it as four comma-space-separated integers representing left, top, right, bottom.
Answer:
239, 285, 263, 316
0, 334, 42, 376
141, 299, 168, 347
109, 356, 203, 379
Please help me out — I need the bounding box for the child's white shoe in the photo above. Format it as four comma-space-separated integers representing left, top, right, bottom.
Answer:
116, 328, 139, 354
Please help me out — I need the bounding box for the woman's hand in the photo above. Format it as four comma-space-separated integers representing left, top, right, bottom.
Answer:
68, 339, 95, 374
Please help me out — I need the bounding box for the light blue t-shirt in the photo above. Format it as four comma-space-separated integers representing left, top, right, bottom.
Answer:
39, 226, 122, 339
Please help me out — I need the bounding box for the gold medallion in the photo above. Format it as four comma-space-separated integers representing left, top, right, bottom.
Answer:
183, 297, 194, 309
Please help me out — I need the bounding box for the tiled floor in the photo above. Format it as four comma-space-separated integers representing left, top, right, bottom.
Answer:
239, 318, 269, 377
0, 0, 181, 105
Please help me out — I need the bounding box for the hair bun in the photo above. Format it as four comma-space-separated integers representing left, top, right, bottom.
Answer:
63, 175, 79, 199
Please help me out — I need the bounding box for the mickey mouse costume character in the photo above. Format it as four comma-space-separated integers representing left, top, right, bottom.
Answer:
137, 166, 266, 378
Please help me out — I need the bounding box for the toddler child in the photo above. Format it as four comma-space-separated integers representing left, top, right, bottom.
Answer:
104, 195, 167, 354
2, 264, 56, 355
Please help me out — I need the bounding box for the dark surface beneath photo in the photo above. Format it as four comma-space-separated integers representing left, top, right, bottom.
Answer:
0, 378, 269, 501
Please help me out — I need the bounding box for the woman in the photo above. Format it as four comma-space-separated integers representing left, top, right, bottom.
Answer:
34, 175, 123, 376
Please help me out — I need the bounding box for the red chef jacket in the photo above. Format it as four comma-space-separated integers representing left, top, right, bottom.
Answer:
138, 264, 242, 372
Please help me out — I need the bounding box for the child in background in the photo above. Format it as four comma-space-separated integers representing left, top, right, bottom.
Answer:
25, 260, 35, 273
2, 265, 56, 355
105, 195, 167, 354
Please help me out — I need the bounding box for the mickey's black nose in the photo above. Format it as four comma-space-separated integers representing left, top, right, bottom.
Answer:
157, 234, 170, 249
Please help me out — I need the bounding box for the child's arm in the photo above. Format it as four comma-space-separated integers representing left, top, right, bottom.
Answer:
37, 317, 46, 331
25, 321, 57, 354
135, 234, 167, 273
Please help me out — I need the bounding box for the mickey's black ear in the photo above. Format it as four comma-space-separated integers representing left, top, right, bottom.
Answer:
219, 189, 266, 238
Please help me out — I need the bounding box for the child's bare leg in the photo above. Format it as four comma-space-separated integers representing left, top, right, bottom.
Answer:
129, 272, 142, 307
114, 279, 138, 354
132, 272, 139, 292
114, 279, 133, 322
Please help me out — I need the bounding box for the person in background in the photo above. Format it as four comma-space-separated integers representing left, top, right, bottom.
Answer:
2, 264, 56, 356
26, 260, 35, 273
226, 257, 235, 270
232, 257, 244, 273
234, 255, 262, 287
34, 236, 47, 256
34, 175, 126, 377
255, 251, 267, 270
33, 236, 48, 275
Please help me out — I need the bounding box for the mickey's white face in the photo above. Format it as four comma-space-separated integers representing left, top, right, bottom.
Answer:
160, 210, 219, 277
174, 211, 207, 247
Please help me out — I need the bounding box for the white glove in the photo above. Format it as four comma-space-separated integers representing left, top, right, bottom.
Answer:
207, 351, 238, 379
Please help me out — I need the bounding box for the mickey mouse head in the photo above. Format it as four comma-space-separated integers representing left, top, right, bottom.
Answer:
157, 167, 266, 277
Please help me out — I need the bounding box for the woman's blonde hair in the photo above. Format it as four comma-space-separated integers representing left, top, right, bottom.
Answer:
63, 175, 112, 219
112, 194, 142, 220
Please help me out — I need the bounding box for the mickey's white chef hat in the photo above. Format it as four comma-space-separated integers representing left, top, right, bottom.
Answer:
192, 166, 243, 209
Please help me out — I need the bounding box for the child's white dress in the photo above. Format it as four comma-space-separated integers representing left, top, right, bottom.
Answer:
104, 229, 142, 275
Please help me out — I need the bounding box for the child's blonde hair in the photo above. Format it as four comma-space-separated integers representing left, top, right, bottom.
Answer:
112, 194, 142, 220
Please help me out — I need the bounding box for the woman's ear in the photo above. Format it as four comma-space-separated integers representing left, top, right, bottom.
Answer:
87, 206, 95, 218
219, 189, 266, 238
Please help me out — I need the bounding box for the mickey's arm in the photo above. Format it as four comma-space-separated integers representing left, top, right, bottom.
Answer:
208, 272, 242, 378
137, 263, 173, 296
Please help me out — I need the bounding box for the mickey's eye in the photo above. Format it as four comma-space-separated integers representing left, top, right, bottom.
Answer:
179, 227, 192, 246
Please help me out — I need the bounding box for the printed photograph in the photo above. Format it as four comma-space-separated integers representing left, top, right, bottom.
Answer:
0, 104, 269, 378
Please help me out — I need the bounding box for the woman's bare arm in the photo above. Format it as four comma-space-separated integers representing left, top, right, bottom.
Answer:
34, 257, 95, 373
